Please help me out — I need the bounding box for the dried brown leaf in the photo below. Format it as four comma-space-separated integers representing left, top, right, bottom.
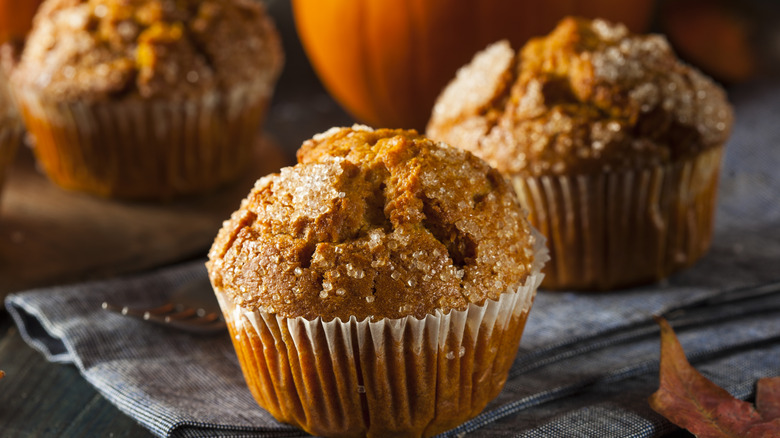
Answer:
649, 316, 780, 438
756, 377, 780, 419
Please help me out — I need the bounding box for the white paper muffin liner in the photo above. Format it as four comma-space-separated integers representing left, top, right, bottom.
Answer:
512, 146, 724, 290
13, 81, 274, 199
214, 229, 548, 437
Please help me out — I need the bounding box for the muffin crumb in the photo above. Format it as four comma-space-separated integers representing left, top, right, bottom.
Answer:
13, 0, 282, 100
428, 16, 734, 176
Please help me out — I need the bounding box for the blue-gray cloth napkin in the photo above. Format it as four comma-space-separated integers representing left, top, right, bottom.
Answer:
6, 80, 780, 437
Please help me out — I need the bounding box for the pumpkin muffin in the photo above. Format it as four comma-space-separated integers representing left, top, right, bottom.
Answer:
207, 126, 547, 437
10, 0, 283, 199
427, 17, 733, 290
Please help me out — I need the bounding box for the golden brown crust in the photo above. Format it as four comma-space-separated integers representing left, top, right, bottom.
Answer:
12, 0, 282, 100
207, 126, 536, 321
427, 17, 734, 176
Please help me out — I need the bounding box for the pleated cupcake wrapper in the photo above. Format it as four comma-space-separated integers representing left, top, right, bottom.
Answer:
215, 230, 547, 438
14, 81, 274, 199
512, 146, 724, 291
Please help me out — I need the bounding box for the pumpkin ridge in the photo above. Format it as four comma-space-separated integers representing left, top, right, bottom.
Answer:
354, 0, 378, 127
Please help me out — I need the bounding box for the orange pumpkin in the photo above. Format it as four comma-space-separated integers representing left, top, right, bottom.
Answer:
0, 0, 43, 44
292, 0, 656, 130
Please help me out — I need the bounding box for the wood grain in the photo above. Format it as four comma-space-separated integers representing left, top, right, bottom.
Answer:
0, 318, 153, 437
0, 135, 292, 297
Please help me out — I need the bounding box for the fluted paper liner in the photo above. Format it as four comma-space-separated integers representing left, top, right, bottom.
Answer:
14, 81, 273, 199
215, 230, 547, 438
513, 146, 724, 290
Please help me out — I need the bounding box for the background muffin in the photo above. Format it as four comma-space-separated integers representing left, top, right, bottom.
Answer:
11, 0, 283, 199
427, 17, 733, 291
207, 126, 546, 437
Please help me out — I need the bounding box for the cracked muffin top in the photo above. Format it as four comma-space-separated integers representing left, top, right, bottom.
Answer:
12, 0, 282, 101
207, 126, 537, 321
426, 17, 734, 176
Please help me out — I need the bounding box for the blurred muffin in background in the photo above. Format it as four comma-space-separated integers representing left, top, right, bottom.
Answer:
11, 0, 283, 200
427, 17, 734, 290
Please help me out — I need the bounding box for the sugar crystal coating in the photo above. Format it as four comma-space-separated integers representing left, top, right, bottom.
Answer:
427, 17, 734, 176
12, 0, 282, 100
207, 126, 536, 321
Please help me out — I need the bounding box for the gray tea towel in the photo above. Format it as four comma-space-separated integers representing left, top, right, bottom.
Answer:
6, 80, 780, 437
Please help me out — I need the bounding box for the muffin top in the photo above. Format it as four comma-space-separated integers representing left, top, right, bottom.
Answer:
11, 0, 283, 101
426, 17, 734, 176
207, 126, 537, 322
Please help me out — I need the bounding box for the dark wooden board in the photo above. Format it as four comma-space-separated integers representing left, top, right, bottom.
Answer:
0, 317, 153, 436
0, 136, 291, 297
